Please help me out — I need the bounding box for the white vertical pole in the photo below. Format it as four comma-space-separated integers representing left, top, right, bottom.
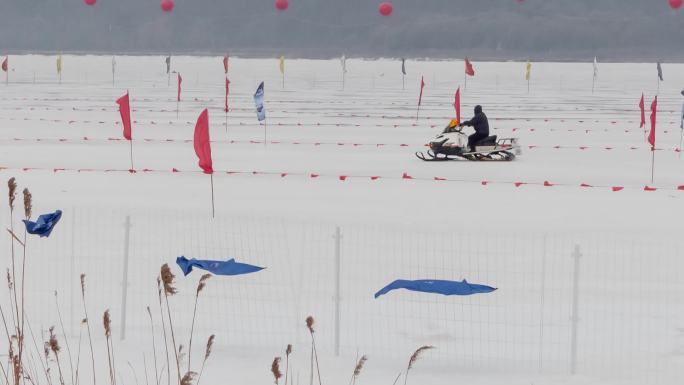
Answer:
333, 226, 342, 357
120, 215, 131, 340
538, 235, 547, 373
570, 244, 582, 375
70, 207, 76, 337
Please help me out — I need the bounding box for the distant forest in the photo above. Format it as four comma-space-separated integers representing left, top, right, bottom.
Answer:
1, 0, 682, 60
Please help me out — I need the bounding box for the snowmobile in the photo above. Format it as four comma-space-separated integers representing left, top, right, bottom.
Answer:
415, 122, 521, 162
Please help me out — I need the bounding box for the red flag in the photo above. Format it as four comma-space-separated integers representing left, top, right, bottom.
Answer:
1, 57, 7, 72
223, 54, 229, 74
116, 92, 132, 140
177, 73, 182, 102
194, 109, 213, 174
454, 87, 461, 122
418, 76, 425, 106
648, 96, 657, 150
639, 93, 645, 129
464, 57, 475, 76
224, 77, 230, 112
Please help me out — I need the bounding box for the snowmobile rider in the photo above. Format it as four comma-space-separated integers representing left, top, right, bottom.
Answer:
460, 105, 489, 152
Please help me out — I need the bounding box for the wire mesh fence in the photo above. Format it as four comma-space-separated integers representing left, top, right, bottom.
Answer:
0, 206, 681, 383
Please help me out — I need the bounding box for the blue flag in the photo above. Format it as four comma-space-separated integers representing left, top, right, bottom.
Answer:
374, 279, 496, 299
176, 256, 265, 276
253, 81, 265, 121
22, 210, 62, 238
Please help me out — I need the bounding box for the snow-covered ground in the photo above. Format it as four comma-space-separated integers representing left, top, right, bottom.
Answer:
0, 55, 683, 385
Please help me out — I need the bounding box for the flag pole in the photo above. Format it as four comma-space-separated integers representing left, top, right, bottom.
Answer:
651, 149, 655, 184
679, 129, 682, 159
402, 74, 405, 91
210, 173, 215, 219
129, 140, 134, 171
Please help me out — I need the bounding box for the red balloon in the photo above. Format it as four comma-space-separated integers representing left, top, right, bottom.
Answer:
84, 0, 96, 5
670, 0, 683, 9
160, 0, 174, 12
275, 0, 289, 11
378, 2, 393, 16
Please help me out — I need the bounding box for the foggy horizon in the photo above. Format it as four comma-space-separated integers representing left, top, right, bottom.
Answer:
1, 0, 683, 61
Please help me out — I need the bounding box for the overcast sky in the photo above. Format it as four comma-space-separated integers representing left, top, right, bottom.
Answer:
1, 0, 682, 60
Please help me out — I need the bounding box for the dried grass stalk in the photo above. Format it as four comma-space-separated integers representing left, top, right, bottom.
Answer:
103, 310, 115, 385
79, 274, 96, 385
350, 355, 367, 385
271, 357, 282, 385
305, 316, 321, 385
160, 264, 181, 385
8, 178, 17, 211
146, 307, 160, 385
48, 326, 65, 385
284, 344, 292, 385
54, 291, 75, 385
195, 335, 213, 385
22, 189, 31, 220
156, 277, 171, 385
187, 274, 211, 372
403, 346, 434, 385
180, 372, 196, 385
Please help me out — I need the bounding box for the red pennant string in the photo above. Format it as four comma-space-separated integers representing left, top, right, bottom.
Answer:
612, 186, 624, 192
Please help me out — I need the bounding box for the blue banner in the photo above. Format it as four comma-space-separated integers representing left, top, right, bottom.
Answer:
374, 279, 496, 299
23, 210, 62, 238
176, 256, 265, 277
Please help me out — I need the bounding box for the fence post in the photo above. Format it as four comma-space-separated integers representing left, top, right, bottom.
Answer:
70, 207, 76, 337
569, 244, 582, 375
538, 234, 547, 373
333, 226, 342, 357
120, 215, 131, 340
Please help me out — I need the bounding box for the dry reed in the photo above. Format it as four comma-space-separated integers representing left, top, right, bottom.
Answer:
195, 335, 213, 385
403, 346, 433, 385
80, 274, 96, 385
187, 274, 210, 372
160, 264, 181, 385
271, 357, 282, 385
74, 318, 86, 385
305, 316, 321, 385
156, 277, 170, 385
180, 372, 196, 385
349, 355, 367, 385
48, 326, 65, 385
7, 178, 20, 385
146, 306, 160, 385
284, 344, 292, 385
54, 291, 74, 385
103, 310, 115, 385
